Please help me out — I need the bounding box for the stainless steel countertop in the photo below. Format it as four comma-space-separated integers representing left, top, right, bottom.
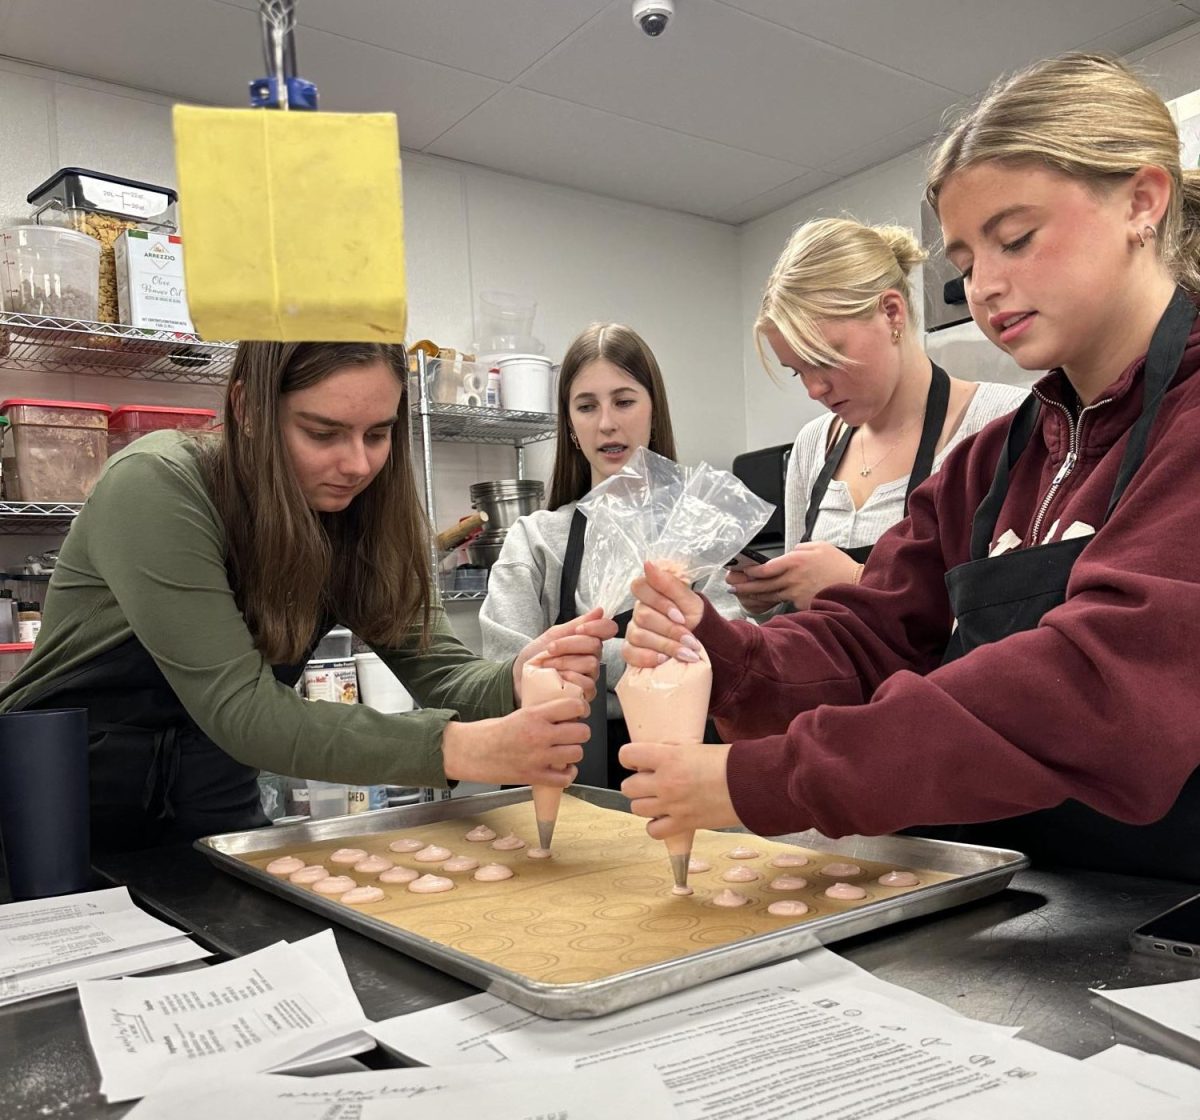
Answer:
2, 842, 1197, 1119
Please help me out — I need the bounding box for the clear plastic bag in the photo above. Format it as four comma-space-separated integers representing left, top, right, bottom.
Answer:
577, 447, 774, 617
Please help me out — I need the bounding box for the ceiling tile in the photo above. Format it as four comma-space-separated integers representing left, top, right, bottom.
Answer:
715, 170, 838, 225
721, 0, 1195, 95
217, 0, 612, 83
1081, 5, 1200, 59
0, 0, 260, 103
294, 27, 501, 148
427, 88, 807, 219
518, 0, 956, 167
0, 0, 504, 151
822, 108, 950, 182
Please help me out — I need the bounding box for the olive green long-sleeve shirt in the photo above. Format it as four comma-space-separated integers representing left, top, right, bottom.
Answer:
0, 432, 515, 787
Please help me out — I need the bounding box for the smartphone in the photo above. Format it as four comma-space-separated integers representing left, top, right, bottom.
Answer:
1130, 891, 1200, 963
724, 547, 771, 572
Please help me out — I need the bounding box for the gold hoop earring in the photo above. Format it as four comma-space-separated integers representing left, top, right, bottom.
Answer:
1144, 224, 1158, 244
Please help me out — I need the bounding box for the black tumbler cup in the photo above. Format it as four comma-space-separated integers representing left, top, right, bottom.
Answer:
0, 707, 91, 900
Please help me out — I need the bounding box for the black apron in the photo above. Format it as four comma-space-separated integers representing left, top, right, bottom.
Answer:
927, 286, 1200, 881
12, 629, 318, 852
803, 363, 951, 564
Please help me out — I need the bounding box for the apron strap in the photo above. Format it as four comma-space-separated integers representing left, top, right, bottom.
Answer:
802, 424, 854, 543
803, 360, 952, 543
1105, 285, 1198, 520
557, 506, 630, 637
903, 363, 951, 508
969, 394, 1042, 560
556, 508, 588, 626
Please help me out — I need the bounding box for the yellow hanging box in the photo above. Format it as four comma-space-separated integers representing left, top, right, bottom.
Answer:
172, 104, 407, 343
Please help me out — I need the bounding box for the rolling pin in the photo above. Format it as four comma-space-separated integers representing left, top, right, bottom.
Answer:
436, 511, 488, 552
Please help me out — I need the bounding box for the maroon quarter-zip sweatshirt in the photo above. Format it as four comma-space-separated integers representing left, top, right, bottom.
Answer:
694, 311, 1200, 841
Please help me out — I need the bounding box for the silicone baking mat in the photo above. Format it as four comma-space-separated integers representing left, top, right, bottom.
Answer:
233, 794, 956, 985
200, 787, 1026, 1016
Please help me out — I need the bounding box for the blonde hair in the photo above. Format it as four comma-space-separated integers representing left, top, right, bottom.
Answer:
927, 52, 1200, 291
755, 217, 927, 373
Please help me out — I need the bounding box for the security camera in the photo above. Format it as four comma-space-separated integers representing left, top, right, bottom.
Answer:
633, 0, 673, 37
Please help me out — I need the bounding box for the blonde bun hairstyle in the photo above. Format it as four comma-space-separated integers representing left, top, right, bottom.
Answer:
755, 216, 928, 373
927, 52, 1200, 291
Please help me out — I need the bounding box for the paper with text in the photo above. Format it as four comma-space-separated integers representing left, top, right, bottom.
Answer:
79, 930, 373, 1102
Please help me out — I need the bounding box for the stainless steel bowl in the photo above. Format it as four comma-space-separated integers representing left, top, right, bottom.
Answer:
469, 479, 544, 531
467, 529, 508, 569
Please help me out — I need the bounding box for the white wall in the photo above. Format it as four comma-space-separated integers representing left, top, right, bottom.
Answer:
0, 57, 743, 619
734, 21, 1200, 453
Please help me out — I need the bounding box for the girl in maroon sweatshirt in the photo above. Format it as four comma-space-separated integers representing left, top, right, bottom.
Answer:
621, 53, 1200, 883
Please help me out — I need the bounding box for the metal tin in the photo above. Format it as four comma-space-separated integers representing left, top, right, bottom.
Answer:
195, 786, 1027, 1020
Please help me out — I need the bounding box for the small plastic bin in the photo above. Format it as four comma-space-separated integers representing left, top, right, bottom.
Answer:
106, 405, 218, 454
0, 399, 110, 502
27, 168, 178, 324
0, 225, 100, 319
0, 643, 34, 687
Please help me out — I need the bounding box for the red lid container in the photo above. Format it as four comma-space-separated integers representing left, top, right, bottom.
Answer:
0, 398, 111, 415
108, 405, 217, 432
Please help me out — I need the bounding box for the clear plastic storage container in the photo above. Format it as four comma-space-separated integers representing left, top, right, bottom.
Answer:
0, 225, 100, 319
106, 405, 217, 454
0, 643, 34, 687
0, 398, 111, 501
27, 168, 178, 324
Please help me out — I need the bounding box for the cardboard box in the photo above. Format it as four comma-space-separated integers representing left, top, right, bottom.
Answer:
114, 229, 194, 333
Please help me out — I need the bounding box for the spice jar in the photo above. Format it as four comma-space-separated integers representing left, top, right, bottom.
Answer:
16, 601, 40, 644
0, 590, 16, 644
26, 168, 178, 324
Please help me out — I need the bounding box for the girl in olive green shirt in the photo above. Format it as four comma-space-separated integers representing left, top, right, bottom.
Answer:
1, 342, 610, 849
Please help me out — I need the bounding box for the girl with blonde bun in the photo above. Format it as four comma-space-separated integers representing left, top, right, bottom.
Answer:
727, 217, 1026, 615
621, 54, 1200, 883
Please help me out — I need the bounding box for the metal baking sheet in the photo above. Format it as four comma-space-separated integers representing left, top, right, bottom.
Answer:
196, 786, 1027, 1019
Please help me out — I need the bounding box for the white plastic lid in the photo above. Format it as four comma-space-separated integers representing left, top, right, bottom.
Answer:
494, 353, 552, 366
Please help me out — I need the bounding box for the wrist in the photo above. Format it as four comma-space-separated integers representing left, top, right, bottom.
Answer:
440, 719, 473, 782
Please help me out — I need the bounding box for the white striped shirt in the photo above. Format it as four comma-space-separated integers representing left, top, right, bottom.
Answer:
783, 382, 1030, 551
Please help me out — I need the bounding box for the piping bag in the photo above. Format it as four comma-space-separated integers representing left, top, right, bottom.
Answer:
172, 1, 407, 342
577, 448, 773, 892
522, 652, 584, 852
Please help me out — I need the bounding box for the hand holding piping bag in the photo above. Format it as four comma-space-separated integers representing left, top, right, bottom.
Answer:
615, 562, 712, 892
520, 651, 585, 851
577, 448, 773, 892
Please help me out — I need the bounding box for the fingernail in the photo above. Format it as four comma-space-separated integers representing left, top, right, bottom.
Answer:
676, 648, 700, 663
680, 633, 702, 651
667, 607, 686, 624
656, 653, 668, 665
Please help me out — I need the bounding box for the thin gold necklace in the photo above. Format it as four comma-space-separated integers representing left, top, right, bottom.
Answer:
857, 413, 923, 478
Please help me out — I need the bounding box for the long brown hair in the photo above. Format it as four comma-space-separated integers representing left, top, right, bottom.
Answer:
927, 53, 1200, 291
202, 342, 433, 664
548, 323, 677, 509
